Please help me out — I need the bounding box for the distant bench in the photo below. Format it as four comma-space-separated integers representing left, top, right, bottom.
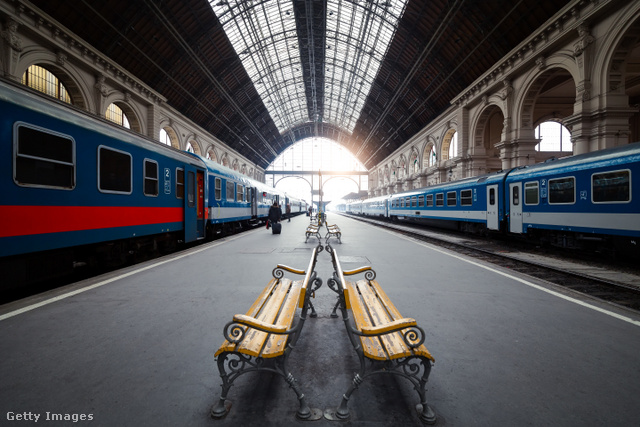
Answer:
305, 222, 321, 243
211, 245, 324, 421
324, 244, 437, 424
324, 223, 342, 244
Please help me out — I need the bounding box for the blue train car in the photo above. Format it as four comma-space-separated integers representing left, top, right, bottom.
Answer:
0, 81, 207, 264
362, 195, 389, 217
387, 171, 509, 234
505, 143, 640, 249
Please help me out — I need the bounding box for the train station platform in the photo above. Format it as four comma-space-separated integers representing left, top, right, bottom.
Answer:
1, 214, 640, 426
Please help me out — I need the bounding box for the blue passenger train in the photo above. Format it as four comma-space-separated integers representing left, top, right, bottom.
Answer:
0, 80, 306, 287
347, 143, 640, 254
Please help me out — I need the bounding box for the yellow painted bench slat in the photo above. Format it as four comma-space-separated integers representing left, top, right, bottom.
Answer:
347, 279, 434, 362
215, 278, 303, 359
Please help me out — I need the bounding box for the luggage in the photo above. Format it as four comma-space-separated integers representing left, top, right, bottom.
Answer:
271, 222, 282, 234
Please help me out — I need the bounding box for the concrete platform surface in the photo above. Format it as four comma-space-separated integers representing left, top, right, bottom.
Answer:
1, 214, 640, 426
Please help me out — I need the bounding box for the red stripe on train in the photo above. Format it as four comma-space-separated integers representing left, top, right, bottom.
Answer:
0, 205, 184, 238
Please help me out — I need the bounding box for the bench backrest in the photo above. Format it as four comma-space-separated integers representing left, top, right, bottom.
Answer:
327, 245, 373, 310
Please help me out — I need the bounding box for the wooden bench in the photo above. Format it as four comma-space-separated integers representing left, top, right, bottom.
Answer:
305, 222, 321, 243
324, 244, 437, 424
211, 244, 324, 421
324, 223, 342, 244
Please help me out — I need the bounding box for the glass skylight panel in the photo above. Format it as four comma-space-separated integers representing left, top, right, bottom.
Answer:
211, 0, 407, 138
211, 1, 306, 132
324, 0, 407, 132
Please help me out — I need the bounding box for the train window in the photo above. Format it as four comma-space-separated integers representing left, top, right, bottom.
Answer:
400, 199, 405, 208
418, 195, 425, 207
176, 168, 184, 199
215, 177, 222, 200
549, 177, 575, 204
426, 194, 433, 207
187, 171, 195, 207
592, 170, 630, 203
14, 123, 75, 189
405, 197, 411, 207
460, 189, 472, 206
512, 186, 520, 206
237, 184, 244, 202
411, 197, 417, 207
524, 182, 539, 205
226, 181, 235, 201
144, 159, 158, 196
447, 191, 456, 206
489, 188, 495, 206
436, 193, 444, 207
98, 146, 131, 194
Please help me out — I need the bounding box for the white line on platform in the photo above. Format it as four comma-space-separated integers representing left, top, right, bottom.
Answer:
0, 231, 254, 322
385, 228, 640, 328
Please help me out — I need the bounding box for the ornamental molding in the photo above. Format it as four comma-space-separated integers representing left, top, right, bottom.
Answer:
452, 0, 604, 107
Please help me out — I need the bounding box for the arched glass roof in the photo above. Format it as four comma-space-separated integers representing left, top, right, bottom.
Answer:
211, 0, 407, 135
267, 136, 367, 172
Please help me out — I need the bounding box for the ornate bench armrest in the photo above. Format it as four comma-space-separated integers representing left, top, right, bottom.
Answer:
355, 318, 426, 349
342, 266, 376, 280
232, 314, 288, 334
274, 264, 305, 276
360, 318, 417, 335
223, 314, 294, 343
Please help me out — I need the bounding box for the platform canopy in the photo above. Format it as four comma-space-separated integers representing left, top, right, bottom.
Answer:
31, 0, 571, 169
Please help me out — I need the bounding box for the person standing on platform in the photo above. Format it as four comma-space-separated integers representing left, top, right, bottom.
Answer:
268, 201, 281, 228
286, 203, 291, 222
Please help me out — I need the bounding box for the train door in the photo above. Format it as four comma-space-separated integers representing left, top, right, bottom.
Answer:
184, 167, 206, 242
249, 187, 257, 217
486, 184, 499, 230
509, 182, 523, 234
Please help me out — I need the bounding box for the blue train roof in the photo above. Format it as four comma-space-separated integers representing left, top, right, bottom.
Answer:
506, 142, 640, 180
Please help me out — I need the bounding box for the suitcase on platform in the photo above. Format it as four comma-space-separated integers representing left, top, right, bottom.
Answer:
271, 222, 282, 234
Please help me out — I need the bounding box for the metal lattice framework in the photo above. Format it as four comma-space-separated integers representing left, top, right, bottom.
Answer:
29, 0, 572, 169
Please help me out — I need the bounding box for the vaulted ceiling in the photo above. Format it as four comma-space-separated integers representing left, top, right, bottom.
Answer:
30, 0, 571, 169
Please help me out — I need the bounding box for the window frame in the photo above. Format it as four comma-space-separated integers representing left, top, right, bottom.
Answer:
435, 193, 444, 207
548, 176, 576, 205
446, 191, 456, 207
426, 194, 433, 207
460, 189, 473, 206
215, 177, 222, 200
97, 145, 132, 195
143, 158, 159, 197
13, 122, 76, 190
226, 180, 235, 201
591, 169, 631, 204
176, 168, 184, 199
524, 181, 539, 206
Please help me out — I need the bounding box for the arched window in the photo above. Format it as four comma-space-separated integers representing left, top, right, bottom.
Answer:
427, 145, 437, 167
159, 128, 172, 146
535, 121, 572, 152
206, 148, 217, 162
22, 65, 71, 104
106, 103, 130, 129
448, 131, 458, 159
186, 142, 195, 153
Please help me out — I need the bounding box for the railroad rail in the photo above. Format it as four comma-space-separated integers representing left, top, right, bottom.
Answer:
342, 214, 640, 312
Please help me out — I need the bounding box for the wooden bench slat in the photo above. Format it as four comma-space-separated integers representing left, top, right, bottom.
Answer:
215, 278, 302, 359
353, 280, 407, 360
238, 278, 294, 357
263, 280, 304, 356
214, 278, 281, 357
348, 279, 434, 362
345, 282, 388, 360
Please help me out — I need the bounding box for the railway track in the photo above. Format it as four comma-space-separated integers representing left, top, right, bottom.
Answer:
341, 214, 640, 312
